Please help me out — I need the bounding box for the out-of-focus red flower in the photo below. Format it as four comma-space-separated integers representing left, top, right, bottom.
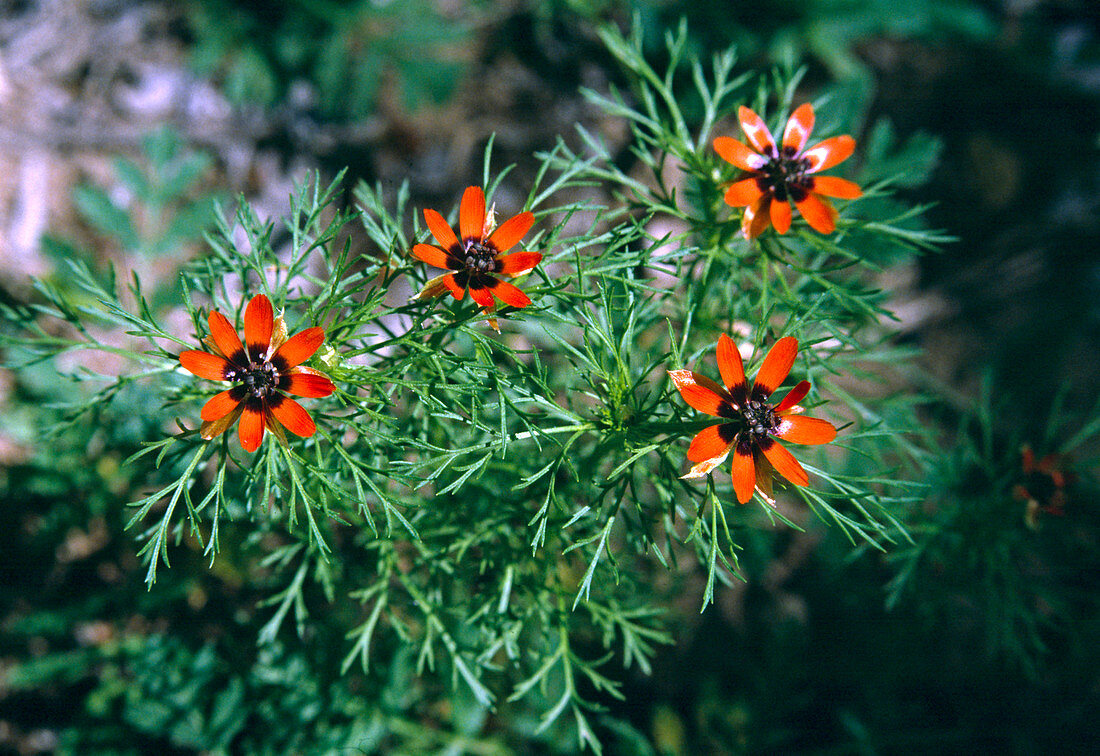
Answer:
714, 103, 862, 238
669, 335, 836, 503
179, 294, 335, 452
411, 186, 542, 323
1014, 445, 1073, 529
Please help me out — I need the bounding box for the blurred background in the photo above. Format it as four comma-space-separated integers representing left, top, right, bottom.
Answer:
1, 0, 1099, 753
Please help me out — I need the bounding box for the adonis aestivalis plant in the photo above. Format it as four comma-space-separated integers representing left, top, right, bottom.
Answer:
3, 19, 980, 753
669, 335, 837, 503
179, 294, 335, 452
714, 103, 862, 238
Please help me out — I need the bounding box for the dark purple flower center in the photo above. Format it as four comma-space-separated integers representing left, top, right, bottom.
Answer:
462, 239, 498, 274
740, 399, 778, 441
757, 145, 814, 202
226, 359, 280, 400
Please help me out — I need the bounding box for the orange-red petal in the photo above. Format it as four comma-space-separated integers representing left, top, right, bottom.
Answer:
713, 136, 766, 171
742, 194, 772, 239
244, 294, 273, 358
759, 440, 809, 488
773, 380, 810, 413
239, 406, 266, 452
424, 208, 460, 251
440, 274, 465, 300
497, 251, 542, 276
668, 369, 726, 416
491, 279, 532, 309
770, 199, 793, 234
724, 177, 765, 207
201, 389, 243, 422
804, 135, 856, 173
738, 106, 777, 155
754, 452, 775, 500
468, 282, 496, 309
716, 333, 747, 399
208, 310, 244, 360
752, 337, 798, 400
284, 372, 336, 398
687, 424, 735, 464
200, 404, 242, 441
272, 326, 325, 369
783, 103, 815, 153
488, 212, 534, 253
180, 350, 231, 381
795, 193, 838, 234
412, 243, 451, 270
459, 186, 486, 243
811, 175, 863, 199
775, 415, 837, 445
268, 396, 316, 438
731, 445, 756, 504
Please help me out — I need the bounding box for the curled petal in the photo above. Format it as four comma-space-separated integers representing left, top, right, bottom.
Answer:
270, 316, 288, 354
731, 445, 756, 504
738, 106, 777, 155
804, 135, 856, 173
713, 136, 766, 171
268, 395, 317, 438
795, 193, 839, 234
497, 251, 542, 276
412, 244, 453, 270
491, 279, 532, 309
414, 273, 457, 301
488, 212, 535, 253
752, 337, 799, 401
668, 369, 727, 417
273, 327, 325, 369
810, 175, 863, 199
742, 194, 772, 239
783, 103, 815, 153
716, 333, 747, 402
759, 438, 809, 488
180, 350, 231, 381
681, 453, 730, 479
239, 406, 266, 452
201, 388, 244, 422
208, 310, 244, 360
459, 186, 486, 242
774, 380, 810, 413
754, 452, 776, 502
724, 177, 765, 207
770, 199, 793, 234
775, 415, 837, 445
244, 294, 274, 359
200, 404, 243, 441
424, 208, 460, 251
687, 424, 735, 464
283, 371, 336, 398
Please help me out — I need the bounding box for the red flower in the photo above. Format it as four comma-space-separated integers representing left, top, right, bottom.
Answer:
714, 103, 862, 239
669, 335, 837, 503
179, 294, 335, 452
1014, 445, 1072, 529
411, 186, 542, 315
